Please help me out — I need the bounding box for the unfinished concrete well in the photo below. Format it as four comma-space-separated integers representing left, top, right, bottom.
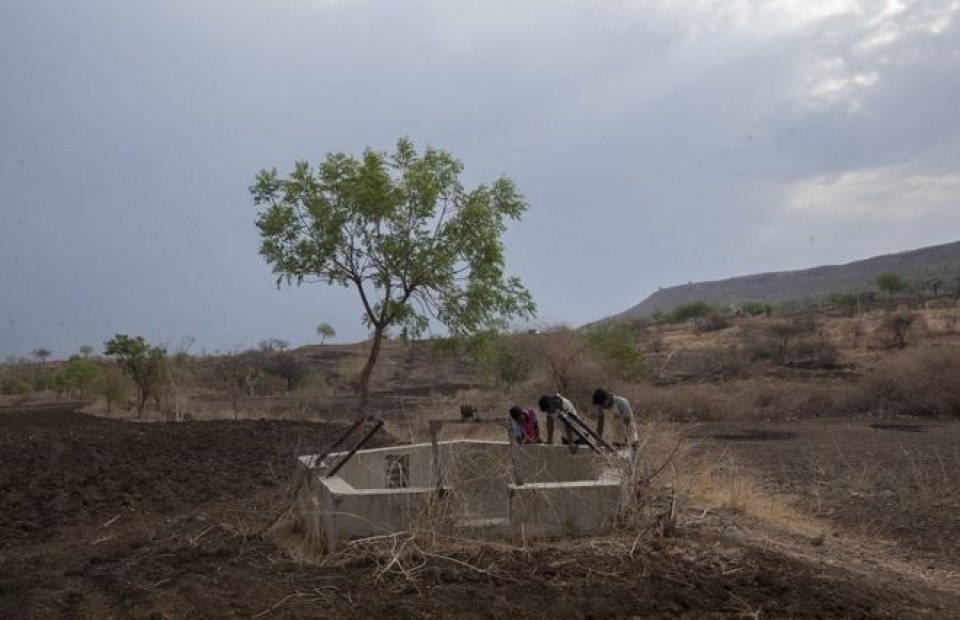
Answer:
298, 440, 624, 550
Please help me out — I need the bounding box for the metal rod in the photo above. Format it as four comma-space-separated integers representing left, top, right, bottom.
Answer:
325, 417, 384, 478
311, 417, 364, 470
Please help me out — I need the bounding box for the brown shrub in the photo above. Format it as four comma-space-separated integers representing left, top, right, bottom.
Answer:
640, 380, 858, 422
859, 346, 960, 417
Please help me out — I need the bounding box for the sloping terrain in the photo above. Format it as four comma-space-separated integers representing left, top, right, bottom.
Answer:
614, 240, 960, 320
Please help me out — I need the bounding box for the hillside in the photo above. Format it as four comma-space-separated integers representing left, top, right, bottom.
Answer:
614, 240, 960, 320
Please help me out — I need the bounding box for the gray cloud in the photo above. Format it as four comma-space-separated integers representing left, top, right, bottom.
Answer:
1, 0, 958, 357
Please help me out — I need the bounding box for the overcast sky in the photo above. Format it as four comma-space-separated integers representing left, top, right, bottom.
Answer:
2, 0, 959, 359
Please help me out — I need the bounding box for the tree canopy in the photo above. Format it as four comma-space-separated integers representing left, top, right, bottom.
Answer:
104, 334, 166, 417
251, 137, 536, 402
875, 272, 908, 298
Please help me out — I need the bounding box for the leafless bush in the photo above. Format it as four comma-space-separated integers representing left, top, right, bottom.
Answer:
642, 381, 858, 422
874, 311, 920, 350
524, 327, 606, 398
694, 312, 730, 334
860, 346, 960, 417
653, 347, 746, 384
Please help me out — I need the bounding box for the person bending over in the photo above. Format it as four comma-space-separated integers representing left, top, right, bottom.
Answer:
592, 387, 640, 449
537, 393, 583, 445
509, 405, 541, 444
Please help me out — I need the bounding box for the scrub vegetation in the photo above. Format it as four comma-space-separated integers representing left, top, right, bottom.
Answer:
5, 290, 960, 616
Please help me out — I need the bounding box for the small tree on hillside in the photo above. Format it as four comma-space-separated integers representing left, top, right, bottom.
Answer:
316, 322, 335, 346
585, 321, 646, 382
880, 311, 917, 349
78, 344, 95, 359
252, 137, 536, 404
266, 352, 306, 392
469, 331, 532, 392
876, 272, 908, 299
32, 348, 51, 364
669, 301, 712, 324
826, 292, 858, 317
63, 358, 101, 400
103, 334, 166, 417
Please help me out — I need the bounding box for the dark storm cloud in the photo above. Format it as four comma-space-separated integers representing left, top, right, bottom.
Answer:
1, 0, 958, 357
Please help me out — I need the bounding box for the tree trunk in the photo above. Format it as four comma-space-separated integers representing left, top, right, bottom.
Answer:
136, 390, 146, 418
358, 325, 385, 409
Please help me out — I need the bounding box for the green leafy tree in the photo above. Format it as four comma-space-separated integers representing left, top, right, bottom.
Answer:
876, 272, 908, 299
826, 292, 858, 316
586, 321, 646, 382
251, 137, 536, 403
96, 367, 129, 414
316, 322, 336, 346
103, 334, 166, 417
469, 331, 531, 392
63, 358, 102, 400
669, 301, 712, 323
78, 344, 95, 358
739, 301, 772, 317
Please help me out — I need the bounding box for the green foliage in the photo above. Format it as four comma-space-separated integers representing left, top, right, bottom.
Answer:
78, 344, 95, 358
96, 367, 129, 414
103, 334, 166, 417
251, 137, 536, 401
826, 292, 859, 316
468, 331, 531, 391
316, 322, 336, 345
739, 301, 771, 317
585, 321, 646, 381
63, 358, 102, 399
669, 301, 713, 323
826, 292, 857, 308
876, 272, 908, 298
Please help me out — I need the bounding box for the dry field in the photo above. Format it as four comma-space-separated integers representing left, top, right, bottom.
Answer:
4, 305, 960, 617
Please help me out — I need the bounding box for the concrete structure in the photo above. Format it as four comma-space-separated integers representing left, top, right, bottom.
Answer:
298, 440, 624, 550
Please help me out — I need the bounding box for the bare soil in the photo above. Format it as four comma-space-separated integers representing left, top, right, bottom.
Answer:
3, 404, 960, 618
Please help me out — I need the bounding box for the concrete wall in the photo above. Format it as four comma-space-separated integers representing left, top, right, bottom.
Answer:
508, 480, 621, 538
305, 475, 450, 550
301, 440, 624, 548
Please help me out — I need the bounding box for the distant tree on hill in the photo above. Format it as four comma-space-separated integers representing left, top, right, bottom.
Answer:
316, 322, 335, 346
103, 334, 166, 418
258, 338, 288, 352
78, 344, 95, 358
669, 301, 712, 323
739, 301, 771, 317
266, 352, 306, 392
826, 292, 859, 316
876, 272, 908, 299
881, 311, 917, 349
32, 348, 51, 364
926, 276, 944, 296
585, 321, 646, 381
251, 137, 536, 404
469, 331, 532, 392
